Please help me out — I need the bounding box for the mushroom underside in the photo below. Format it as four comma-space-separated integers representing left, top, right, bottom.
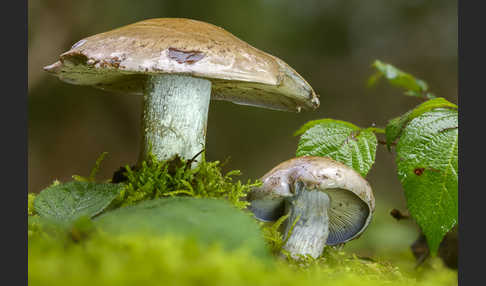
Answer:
325, 188, 369, 245
44, 60, 314, 112
249, 185, 370, 254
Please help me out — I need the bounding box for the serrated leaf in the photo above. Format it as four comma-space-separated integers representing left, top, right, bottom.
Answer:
34, 181, 123, 223
385, 98, 458, 149
95, 197, 271, 260
369, 60, 434, 99
396, 108, 458, 254
296, 119, 377, 176
294, 119, 360, 137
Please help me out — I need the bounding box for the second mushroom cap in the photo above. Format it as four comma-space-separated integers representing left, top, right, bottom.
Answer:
248, 156, 374, 257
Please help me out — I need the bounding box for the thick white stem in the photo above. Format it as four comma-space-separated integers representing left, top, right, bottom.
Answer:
282, 189, 330, 259
139, 74, 211, 164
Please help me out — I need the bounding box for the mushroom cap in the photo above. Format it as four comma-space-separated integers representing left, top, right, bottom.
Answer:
248, 156, 375, 245
43, 18, 319, 112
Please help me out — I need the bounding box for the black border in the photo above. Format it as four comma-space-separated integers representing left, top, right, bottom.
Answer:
458, 0, 480, 285
4, 0, 28, 285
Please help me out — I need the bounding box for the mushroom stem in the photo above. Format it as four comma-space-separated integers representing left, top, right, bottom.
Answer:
282, 184, 330, 259
138, 74, 212, 165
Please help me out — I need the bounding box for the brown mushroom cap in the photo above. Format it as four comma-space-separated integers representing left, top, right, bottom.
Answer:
248, 156, 375, 245
44, 18, 319, 112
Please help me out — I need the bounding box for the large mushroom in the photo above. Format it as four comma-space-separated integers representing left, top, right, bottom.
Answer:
247, 156, 375, 259
44, 18, 319, 164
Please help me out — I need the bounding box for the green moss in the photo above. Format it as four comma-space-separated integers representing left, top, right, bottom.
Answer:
28, 193, 36, 216
28, 154, 457, 286
28, 231, 456, 286
260, 213, 303, 257
260, 214, 289, 254
28, 216, 43, 238
111, 153, 260, 209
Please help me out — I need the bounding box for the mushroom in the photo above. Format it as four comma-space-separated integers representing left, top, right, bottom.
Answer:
247, 156, 374, 259
43, 18, 319, 165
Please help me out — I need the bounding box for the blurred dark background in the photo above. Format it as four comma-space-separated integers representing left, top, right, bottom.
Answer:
28, 0, 457, 258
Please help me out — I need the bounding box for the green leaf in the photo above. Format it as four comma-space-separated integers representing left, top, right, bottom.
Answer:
295, 119, 377, 176
95, 197, 271, 260
34, 181, 123, 224
368, 60, 435, 99
395, 108, 458, 254
294, 119, 361, 137
385, 98, 458, 149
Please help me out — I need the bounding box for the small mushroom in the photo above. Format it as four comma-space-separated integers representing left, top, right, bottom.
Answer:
43, 18, 319, 164
247, 156, 374, 259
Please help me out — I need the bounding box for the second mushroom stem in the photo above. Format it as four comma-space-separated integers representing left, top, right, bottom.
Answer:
282, 181, 331, 259
139, 74, 212, 165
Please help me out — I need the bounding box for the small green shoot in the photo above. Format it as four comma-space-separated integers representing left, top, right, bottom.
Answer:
72, 152, 109, 182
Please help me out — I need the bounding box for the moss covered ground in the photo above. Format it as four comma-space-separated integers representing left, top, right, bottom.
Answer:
28, 155, 457, 286
28, 229, 456, 286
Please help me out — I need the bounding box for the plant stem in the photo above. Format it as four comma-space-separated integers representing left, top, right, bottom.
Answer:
138, 74, 212, 165
282, 186, 330, 259
367, 127, 386, 134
